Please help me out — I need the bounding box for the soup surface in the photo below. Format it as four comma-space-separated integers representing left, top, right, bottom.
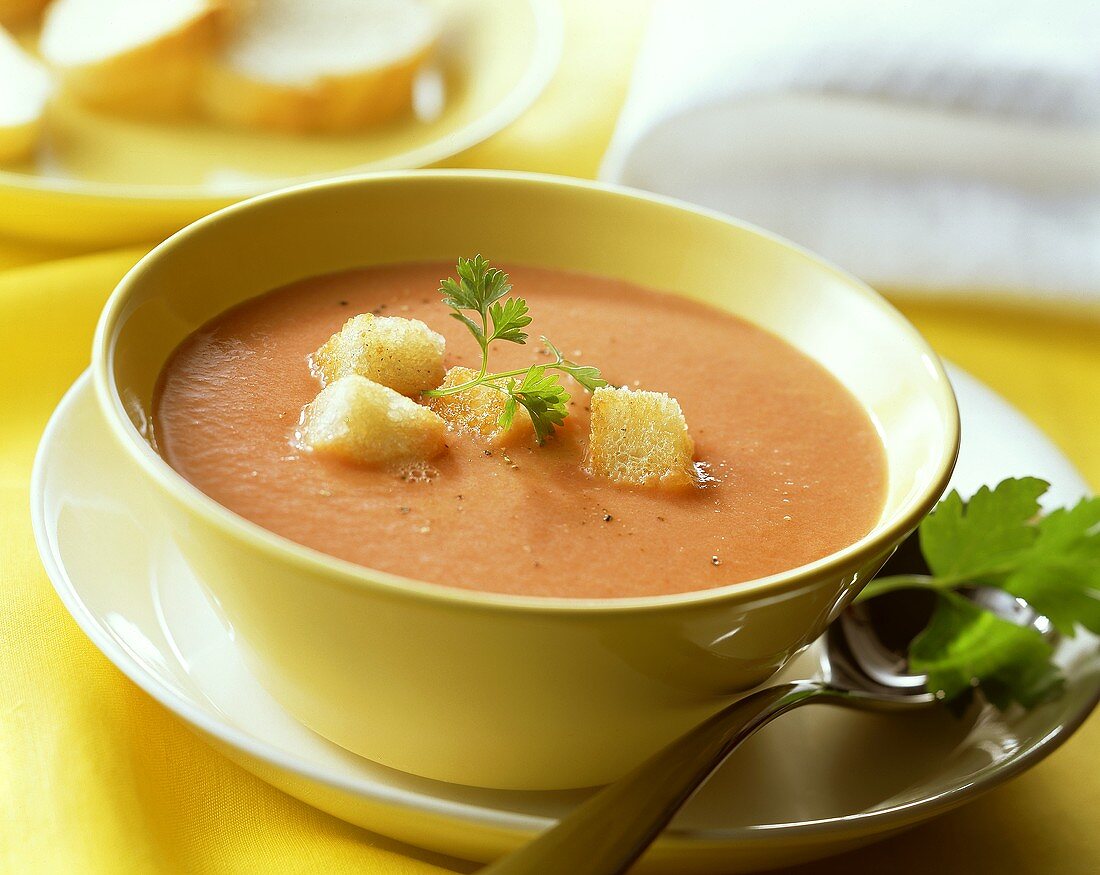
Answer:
154, 262, 887, 598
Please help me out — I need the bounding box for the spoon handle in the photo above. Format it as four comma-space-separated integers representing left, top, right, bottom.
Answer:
481, 680, 833, 875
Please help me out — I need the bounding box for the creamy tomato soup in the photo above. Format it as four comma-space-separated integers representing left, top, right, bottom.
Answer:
154, 263, 887, 598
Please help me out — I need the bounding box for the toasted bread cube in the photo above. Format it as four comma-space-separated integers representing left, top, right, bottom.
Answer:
586, 386, 696, 487
299, 375, 446, 466
311, 313, 445, 397
427, 366, 532, 445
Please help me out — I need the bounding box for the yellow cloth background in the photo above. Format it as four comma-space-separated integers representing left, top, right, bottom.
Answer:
2, 2, 1098, 872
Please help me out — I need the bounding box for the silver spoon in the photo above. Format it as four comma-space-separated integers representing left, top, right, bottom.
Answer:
482, 585, 1051, 875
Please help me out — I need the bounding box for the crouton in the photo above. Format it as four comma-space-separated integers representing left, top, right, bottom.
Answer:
427, 366, 532, 444
586, 386, 696, 487
298, 375, 446, 466
39, 0, 225, 117
311, 313, 445, 397
0, 27, 50, 164
199, 0, 437, 134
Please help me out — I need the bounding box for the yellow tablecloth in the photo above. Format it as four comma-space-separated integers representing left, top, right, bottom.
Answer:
2, 2, 1098, 872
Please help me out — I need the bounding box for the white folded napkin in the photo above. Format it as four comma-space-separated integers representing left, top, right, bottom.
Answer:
600, 0, 1100, 303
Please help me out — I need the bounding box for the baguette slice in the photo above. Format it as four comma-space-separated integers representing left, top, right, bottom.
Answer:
39, 0, 226, 117
0, 26, 51, 163
0, 0, 48, 26
201, 0, 437, 133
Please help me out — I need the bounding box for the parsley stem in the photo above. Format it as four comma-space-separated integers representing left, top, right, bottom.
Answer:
858, 560, 1022, 603
422, 349, 580, 399
422, 365, 534, 398
856, 574, 945, 602
476, 311, 490, 378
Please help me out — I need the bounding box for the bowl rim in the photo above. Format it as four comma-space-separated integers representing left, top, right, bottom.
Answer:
92, 168, 961, 614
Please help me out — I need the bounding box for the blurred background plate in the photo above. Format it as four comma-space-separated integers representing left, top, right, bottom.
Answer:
0, 0, 561, 247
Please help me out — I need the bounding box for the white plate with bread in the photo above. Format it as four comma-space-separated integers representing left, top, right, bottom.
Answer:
0, 0, 561, 245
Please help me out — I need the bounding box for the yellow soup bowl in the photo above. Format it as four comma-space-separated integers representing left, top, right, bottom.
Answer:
93, 170, 959, 790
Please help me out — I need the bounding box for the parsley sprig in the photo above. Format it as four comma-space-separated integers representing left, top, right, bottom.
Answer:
422, 256, 607, 443
859, 478, 1100, 710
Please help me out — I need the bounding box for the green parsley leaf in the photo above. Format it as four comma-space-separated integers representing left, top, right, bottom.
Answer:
1000, 497, 1100, 635
498, 394, 518, 432
509, 367, 569, 445
919, 477, 1047, 580
909, 591, 1063, 710
449, 311, 486, 345
442, 254, 512, 316
558, 363, 607, 392
541, 336, 608, 392
488, 297, 532, 345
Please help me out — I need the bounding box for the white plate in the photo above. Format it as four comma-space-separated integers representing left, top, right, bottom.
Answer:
31, 366, 1099, 873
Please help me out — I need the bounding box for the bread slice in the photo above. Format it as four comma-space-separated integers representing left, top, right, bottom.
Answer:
586, 386, 696, 487
0, 0, 48, 26
428, 366, 533, 445
39, 0, 225, 117
298, 375, 447, 466
200, 0, 437, 133
0, 26, 51, 163
311, 313, 445, 398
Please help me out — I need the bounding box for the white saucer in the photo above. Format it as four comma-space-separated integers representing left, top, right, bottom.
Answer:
31, 367, 1099, 873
